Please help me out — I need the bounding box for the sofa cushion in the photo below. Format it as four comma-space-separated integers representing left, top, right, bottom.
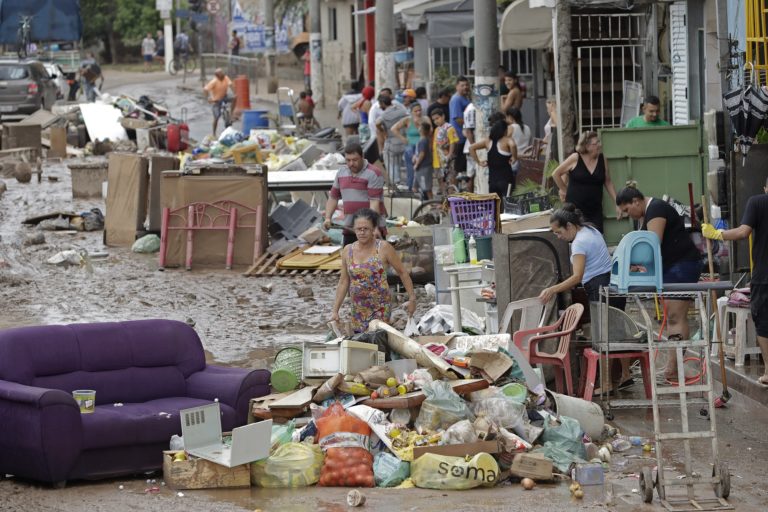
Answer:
81, 398, 237, 451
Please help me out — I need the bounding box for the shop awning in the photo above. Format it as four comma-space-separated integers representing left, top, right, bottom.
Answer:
500, 0, 553, 50
424, 0, 473, 48
395, 0, 467, 31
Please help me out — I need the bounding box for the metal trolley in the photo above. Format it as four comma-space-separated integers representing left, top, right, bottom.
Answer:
597, 284, 733, 511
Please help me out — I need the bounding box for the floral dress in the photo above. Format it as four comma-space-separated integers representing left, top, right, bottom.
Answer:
347, 240, 391, 333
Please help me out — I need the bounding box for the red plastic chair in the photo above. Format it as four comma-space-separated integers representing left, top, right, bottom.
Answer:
513, 303, 584, 396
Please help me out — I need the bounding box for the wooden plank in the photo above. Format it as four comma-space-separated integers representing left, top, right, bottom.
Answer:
268, 385, 318, 409
361, 379, 489, 410
244, 252, 270, 276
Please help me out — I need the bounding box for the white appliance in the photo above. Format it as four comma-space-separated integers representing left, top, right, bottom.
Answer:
180, 403, 272, 468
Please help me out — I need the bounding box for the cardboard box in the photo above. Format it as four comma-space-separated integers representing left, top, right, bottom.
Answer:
500, 211, 552, 234
412, 440, 500, 460
162, 451, 250, 489
509, 453, 553, 480
160, 172, 268, 267
104, 153, 149, 246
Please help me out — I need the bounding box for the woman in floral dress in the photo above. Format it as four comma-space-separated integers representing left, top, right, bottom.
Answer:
331, 209, 416, 333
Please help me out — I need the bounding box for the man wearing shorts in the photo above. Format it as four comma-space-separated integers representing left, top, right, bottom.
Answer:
141, 33, 156, 72
203, 68, 236, 135
703, 177, 768, 386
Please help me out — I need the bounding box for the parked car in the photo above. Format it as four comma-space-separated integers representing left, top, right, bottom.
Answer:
0, 60, 58, 115
42, 62, 67, 99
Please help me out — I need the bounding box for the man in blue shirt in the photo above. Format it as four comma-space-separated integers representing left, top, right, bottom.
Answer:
449, 76, 471, 179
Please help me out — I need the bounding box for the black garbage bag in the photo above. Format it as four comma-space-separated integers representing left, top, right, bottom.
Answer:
81, 208, 104, 231
350, 329, 391, 361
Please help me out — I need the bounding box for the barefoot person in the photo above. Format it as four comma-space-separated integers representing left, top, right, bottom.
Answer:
702, 178, 768, 386
331, 209, 416, 333
616, 185, 702, 381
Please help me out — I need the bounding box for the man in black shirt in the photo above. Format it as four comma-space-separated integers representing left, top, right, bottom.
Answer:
427, 88, 451, 127
703, 178, 768, 385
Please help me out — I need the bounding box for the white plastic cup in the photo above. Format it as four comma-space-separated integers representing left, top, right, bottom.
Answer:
72, 390, 96, 413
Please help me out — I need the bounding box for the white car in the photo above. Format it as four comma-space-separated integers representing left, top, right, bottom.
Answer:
42, 62, 67, 99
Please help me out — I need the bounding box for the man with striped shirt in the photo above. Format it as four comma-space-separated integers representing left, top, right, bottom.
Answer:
323, 142, 388, 246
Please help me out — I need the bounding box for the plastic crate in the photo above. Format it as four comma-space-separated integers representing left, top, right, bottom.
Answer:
448, 197, 496, 236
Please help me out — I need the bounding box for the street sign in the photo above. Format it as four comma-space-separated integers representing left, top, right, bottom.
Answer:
155, 0, 172, 10
191, 13, 209, 23
206, 0, 221, 14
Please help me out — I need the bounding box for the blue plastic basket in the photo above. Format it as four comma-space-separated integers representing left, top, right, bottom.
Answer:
448, 197, 496, 237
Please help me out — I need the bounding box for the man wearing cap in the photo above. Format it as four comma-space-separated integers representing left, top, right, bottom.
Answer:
402, 88, 417, 108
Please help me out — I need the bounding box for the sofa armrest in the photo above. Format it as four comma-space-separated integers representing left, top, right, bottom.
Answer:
0, 380, 76, 407
0, 380, 82, 484
186, 366, 271, 425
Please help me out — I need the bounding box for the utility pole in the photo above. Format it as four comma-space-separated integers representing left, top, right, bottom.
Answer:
309, 0, 324, 106
264, 0, 278, 92
175, 0, 181, 40
156, 0, 174, 74
554, 0, 576, 159
375, 0, 396, 91
473, 0, 500, 139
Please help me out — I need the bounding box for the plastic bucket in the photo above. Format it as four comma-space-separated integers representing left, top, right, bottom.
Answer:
501, 383, 527, 403
242, 109, 269, 133
546, 389, 604, 439
476, 236, 493, 261
72, 389, 96, 414
271, 347, 303, 392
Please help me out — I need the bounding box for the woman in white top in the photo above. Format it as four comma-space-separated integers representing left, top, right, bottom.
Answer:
539, 204, 631, 392
505, 107, 533, 156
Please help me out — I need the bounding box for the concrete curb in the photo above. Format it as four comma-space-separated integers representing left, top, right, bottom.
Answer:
711, 358, 768, 406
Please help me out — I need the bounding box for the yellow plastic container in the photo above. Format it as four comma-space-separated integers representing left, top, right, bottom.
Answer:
72, 390, 96, 413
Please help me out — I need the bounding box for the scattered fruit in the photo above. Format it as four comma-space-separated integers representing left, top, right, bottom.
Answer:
173, 452, 187, 462
521, 478, 535, 490
574, 489, 584, 499
569, 482, 581, 493
386, 377, 397, 387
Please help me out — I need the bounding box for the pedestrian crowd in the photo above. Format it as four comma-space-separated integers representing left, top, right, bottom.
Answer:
332, 67, 542, 200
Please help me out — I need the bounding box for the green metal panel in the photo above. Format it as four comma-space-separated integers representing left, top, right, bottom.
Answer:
598, 124, 705, 245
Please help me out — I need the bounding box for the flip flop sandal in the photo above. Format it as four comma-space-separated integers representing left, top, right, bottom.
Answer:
757, 376, 768, 387
618, 378, 636, 390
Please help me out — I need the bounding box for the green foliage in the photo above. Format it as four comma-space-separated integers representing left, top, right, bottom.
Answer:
81, 0, 160, 49
114, 0, 161, 44
756, 127, 768, 145
433, 67, 456, 94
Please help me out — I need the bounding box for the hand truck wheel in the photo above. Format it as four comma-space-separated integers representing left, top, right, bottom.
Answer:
714, 461, 730, 499
640, 466, 654, 503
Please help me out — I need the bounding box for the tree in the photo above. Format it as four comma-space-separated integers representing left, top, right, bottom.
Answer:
80, 0, 160, 63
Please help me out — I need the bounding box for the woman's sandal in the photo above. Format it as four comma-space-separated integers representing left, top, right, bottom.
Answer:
757, 375, 768, 387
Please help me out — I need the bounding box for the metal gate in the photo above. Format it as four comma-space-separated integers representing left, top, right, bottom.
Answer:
573, 12, 647, 133
577, 44, 644, 132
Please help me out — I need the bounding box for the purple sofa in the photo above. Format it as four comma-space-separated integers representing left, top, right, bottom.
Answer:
0, 319, 271, 486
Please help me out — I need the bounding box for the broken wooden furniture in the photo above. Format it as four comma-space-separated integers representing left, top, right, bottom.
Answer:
159, 200, 265, 270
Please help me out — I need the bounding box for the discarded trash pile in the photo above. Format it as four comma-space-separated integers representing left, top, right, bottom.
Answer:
166, 320, 650, 493
185, 128, 321, 171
